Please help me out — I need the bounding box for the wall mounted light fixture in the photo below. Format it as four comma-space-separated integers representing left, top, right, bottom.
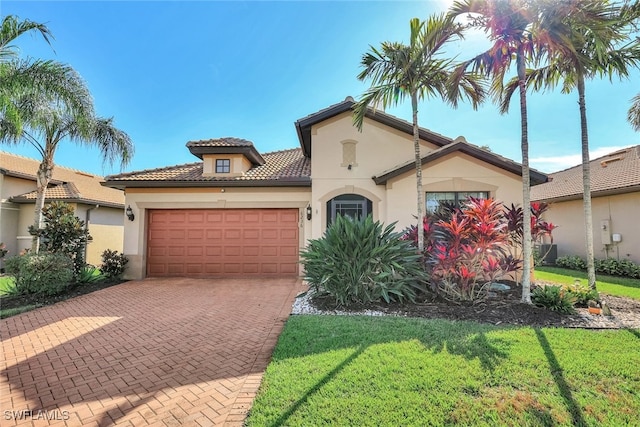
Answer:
347, 164, 353, 170
306, 204, 312, 221
126, 205, 135, 221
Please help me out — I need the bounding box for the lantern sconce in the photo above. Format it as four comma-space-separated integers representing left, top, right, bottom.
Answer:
306, 204, 312, 221
126, 205, 135, 221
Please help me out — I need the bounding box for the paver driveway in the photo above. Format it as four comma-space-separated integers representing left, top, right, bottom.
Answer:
1, 277, 302, 426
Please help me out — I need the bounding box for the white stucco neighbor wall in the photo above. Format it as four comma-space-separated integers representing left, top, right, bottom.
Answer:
123, 187, 312, 279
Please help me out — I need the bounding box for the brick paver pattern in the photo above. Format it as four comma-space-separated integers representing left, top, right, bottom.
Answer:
1, 277, 301, 426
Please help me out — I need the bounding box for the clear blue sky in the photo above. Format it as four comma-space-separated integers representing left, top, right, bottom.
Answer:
2, 0, 639, 176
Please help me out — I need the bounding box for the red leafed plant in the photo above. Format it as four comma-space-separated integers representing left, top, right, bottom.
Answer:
403, 197, 556, 302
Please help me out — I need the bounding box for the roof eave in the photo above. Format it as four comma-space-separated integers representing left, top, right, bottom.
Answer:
9, 196, 124, 209
532, 184, 640, 202
187, 146, 266, 165
373, 143, 548, 185
295, 99, 454, 158
102, 178, 312, 190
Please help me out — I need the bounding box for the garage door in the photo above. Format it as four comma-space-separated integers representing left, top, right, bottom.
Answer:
147, 209, 299, 277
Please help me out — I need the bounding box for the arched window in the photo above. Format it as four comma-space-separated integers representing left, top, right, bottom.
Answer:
326, 194, 372, 226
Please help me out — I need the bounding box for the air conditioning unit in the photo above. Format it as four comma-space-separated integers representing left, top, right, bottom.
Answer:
538, 244, 558, 265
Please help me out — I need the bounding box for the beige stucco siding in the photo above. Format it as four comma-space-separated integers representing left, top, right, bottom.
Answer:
544, 192, 640, 264
75, 205, 124, 266
123, 187, 312, 279
1, 175, 37, 264
310, 112, 441, 237
386, 152, 524, 231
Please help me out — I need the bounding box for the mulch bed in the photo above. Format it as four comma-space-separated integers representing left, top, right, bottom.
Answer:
310, 281, 640, 329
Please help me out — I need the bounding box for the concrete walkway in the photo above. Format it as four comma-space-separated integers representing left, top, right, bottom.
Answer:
1, 277, 302, 426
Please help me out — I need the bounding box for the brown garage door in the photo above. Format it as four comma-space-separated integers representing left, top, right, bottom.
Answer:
147, 209, 299, 277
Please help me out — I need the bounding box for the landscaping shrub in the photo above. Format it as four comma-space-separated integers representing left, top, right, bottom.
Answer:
531, 285, 577, 314
403, 199, 556, 302
0, 242, 8, 259
100, 249, 129, 278
78, 265, 106, 284
301, 215, 427, 306
563, 281, 599, 307
29, 201, 91, 276
556, 255, 640, 279
594, 258, 640, 279
556, 255, 587, 271
4, 253, 73, 295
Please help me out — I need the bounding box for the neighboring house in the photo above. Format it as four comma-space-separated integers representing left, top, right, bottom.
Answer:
104, 97, 547, 279
0, 151, 125, 266
532, 145, 640, 264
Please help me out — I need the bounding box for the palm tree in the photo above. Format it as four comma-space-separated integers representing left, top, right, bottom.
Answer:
1, 15, 92, 133
449, 0, 539, 304
0, 15, 134, 252
353, 14, 485, 252
501, 0, 640, 290
0, 91, 134, 252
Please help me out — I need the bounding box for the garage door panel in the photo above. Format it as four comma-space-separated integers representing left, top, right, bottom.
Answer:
147, 208, 299, 277
261, 229, 278, 239
224, 229, 241, 239
206, 229, 222, 239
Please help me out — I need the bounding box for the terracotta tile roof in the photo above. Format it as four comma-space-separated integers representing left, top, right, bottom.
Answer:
1, 151, 125, 207
531, 146, 640, 201
186, 137, 254, 148
104, 148, 310, 187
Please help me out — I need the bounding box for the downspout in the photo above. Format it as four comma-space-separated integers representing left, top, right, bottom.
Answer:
85, 205, 99, 263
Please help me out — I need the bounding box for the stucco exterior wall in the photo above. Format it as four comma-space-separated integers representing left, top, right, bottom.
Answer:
10, 202, 123, 266
1, 175, 37, 265
544, 192, 640, 264
123, 187, 312, 279
386, 152, 524, 231
74, 205, 124, 266
309, 112, 525, 236
310, 112, 440, 237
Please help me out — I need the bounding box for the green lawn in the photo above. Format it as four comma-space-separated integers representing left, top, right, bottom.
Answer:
535, 266, 640, 301
247, 316, 640, 426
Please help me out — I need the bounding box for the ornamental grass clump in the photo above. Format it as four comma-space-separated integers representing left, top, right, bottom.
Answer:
301, 215, 427, 306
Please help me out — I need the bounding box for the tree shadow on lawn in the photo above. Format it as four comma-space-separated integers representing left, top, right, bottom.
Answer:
534, 328, 586, 427
264, 316, 511, 426
626, 328, 640, 340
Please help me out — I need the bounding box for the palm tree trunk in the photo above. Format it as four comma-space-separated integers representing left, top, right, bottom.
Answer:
31, 155, 53, 253
578, 75, 597, 290
412, 92, 424, 253
517, 53, 532, 304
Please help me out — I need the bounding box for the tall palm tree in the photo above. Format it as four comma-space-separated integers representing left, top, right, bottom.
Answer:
0, 91, 134, 252
353, 14, 485, 252
1, 15, 92, 133
501, 0, 640, 289
0, 15, 133, 252
449, 0, 539, 304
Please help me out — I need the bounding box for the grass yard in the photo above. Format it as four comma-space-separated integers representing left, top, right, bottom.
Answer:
247, 316, 640, 427
535, 266, 640, 300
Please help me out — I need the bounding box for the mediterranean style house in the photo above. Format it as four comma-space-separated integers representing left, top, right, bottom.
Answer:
532, 145, 640, 264
104, 97, 547, 279
0, 151, 125, 267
